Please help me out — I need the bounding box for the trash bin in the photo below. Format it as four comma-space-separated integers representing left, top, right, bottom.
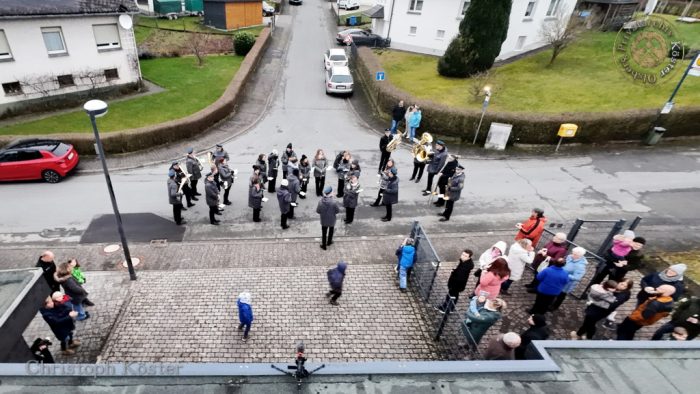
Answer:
348, 16, 357, 26
644, 126, 666, 145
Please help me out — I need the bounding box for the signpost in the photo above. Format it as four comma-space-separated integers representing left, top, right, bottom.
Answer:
555, 124, 578, 152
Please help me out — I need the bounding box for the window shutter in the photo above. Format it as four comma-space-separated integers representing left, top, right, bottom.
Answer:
0, 30, 11, 57
93, 24, 120, 47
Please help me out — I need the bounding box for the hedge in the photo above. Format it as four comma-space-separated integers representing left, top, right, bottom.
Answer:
355, 47, 700, 144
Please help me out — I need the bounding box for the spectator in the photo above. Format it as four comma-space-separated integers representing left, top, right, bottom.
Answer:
514, 208, 547, 247
36, 250, 60, 293
476, 241, 507, 279
463, 298, 506, 347
588, 231, 637, 287
237, 291, 254, 343
30, 338, 55, 363
54, 262, 90, 321
249, 179, 264, 223
637, 264, 686, 306
437, 249, 474, 313
572, 280, 618, 340
483, 332, 521, 360
276, 179, 292, 230
381, 167, 399, 222
657, 326, 688, 341
515, 314, 549, 360
387, 100, 406, 134
529, 259, 569, 315
326, 261, 348, 306
39, 296, 79, 356
502, 239, 535, 295
51, 291, 73, 309
652, 296, 700, 340
526, 233, 568, 292
602, 278, 635, 330
617, 284, 676, 340
395, 238, 416, 292
69, 259, 94, 307
549, 247, 588, 311
474, 257, 510, 300
609, 237, 646, 282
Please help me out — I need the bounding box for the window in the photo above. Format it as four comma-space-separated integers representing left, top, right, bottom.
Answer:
436, 30, 445, 39
408, 0, 423, 12
93, 24, 121, 50
41, 27, 67, 55
409, 26, 417, 36
104, 68, 119, 80
0, 30, 12, 60
460, 1, 471, 16
546, 0, 561, 16
2, 82, 22, 95
525, 1, 536, 17
18, 151, 43, 161
57, 74, 75, 88
516, 36, 527, 50
0, 152, 21, 163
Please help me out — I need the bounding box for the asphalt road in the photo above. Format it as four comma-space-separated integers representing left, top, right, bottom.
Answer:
0, 2, 699, 251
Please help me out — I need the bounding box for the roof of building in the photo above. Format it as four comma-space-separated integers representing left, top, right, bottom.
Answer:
0, 0, 139, 18
363, 5, 384, 19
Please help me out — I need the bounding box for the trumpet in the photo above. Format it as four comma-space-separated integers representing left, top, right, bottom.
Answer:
386, 134, 402, 152
412, 132, 433, 162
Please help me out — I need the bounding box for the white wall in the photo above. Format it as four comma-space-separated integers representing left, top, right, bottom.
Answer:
0, 15, 141, 106
372, 0, 577, 60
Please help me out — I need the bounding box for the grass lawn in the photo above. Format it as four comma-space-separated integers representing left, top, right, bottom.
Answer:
375, 17, 700, 113
0, 56, 243, 134
658, 251, 700, 284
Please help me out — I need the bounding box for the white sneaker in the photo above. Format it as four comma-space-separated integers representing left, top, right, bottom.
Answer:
262, 197, 268, 203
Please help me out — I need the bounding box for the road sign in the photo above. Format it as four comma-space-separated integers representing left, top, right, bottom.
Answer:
376, 71, 385, 81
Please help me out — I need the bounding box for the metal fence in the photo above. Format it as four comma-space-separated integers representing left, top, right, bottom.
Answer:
409, 221, 441, 303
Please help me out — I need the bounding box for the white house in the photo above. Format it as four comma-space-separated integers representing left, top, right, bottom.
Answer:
365, 0, 578, 60
0, 0, 141, 117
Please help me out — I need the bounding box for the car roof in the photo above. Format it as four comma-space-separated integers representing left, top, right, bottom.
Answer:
3, 138, 62, 150
330, 66, 351, 75
338, 28, 364, 35
328, 48, 347, 56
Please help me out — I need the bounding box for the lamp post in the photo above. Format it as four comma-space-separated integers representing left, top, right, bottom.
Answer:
84, 100, 137, 281
472, 86, 491, 145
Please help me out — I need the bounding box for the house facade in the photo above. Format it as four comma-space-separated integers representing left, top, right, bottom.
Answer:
0, 0, 141, 117
368, 0, 578, 60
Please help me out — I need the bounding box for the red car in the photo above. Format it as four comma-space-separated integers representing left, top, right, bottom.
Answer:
0, 139, 79, 183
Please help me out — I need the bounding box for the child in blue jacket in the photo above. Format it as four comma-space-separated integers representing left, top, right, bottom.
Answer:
396, 238, 417, 291
237, 291, 254, 342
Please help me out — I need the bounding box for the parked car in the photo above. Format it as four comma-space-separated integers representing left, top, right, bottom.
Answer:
336, 28, 366, 45
324, 48, 349, 70
262, 1, 275, 16
289, 0, 302, 5
338, 29, 390, 47
325, 66, 353, 96
0, 139, 79, 183
338, 0, 360, 10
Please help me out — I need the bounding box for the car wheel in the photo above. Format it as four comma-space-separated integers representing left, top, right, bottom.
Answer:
42, 169, 62, 184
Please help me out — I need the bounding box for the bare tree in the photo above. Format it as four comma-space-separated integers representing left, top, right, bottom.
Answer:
188, 32, 211, 67
540, 8, 583, 66
18, 74, 58, 97
76, 69, 108, 97
467, 70, 493, 102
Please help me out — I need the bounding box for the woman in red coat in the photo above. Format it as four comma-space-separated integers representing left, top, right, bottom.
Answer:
475, 257, 511, 300
515, 208, 547, 247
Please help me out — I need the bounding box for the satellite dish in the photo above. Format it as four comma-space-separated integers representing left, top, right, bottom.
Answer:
119, 14, 133, 30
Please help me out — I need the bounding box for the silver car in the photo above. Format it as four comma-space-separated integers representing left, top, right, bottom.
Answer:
324, 48, 349, 70
325, 66, 353, 96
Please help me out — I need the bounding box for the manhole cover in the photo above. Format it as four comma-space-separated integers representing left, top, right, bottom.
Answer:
104, 244, 121, 253
122, 257, 141, 268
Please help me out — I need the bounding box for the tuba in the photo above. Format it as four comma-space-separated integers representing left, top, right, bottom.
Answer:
412, 132, 433, 162
386, 134, 402, 152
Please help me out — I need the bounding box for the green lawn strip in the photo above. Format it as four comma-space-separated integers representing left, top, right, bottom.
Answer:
0, 56, 243, 135
134, 26, 155, 45
135, 16, 265, 37
376, 28, 700, 113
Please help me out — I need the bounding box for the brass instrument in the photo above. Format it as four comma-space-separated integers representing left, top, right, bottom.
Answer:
412, 132, 433, 163
386, 134, 402, 152
179, 161, 192, 187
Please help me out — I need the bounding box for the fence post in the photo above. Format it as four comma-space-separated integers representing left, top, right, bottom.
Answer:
434, 296, 455, 340
628, 216, 643, 231
426, 260, 439, 300
566, 219, 584, 244
596, 219, 626, 257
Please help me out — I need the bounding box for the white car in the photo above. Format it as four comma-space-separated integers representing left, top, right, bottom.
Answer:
338, 0, 360, 10
326, 66, 353, 95
262, 1, 275, 16
323, 48, 349, 70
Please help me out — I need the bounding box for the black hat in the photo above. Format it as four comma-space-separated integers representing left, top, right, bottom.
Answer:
633, 236, 646, 245
436, 140, 445, 146
301, 154, 308, 161
292, 168, 299, 176
253, 164, 260, 170
171, 161, 179, 167
531, 314, 547, 327
287, 143, 293, 149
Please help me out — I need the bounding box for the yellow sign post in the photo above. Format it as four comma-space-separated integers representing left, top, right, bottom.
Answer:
556, 124, 578, 152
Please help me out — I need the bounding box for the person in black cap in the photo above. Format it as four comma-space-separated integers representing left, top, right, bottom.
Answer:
440, 164, 465, 221
170, 162, 195, 208
382, 167, 399, 221
168, 169, 185, 225
434, 155, 458, 208
378, 129, 392, 174
213, 144, 229, 162
281, 143, 296, 180
218, 158, 234, 205
423, 140, 447, 196
268, 149, 279, 193
185, 147, 203, 197
205, 172, 221, 225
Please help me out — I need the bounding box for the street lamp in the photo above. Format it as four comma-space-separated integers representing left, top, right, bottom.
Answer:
472, 85, 492, 145
84, 100, 137, 281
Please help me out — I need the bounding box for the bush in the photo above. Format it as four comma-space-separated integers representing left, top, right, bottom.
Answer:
233, 31, 256, 56
138, 50, 155, 60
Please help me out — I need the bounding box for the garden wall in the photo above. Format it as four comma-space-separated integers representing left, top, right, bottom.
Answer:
0, 28, 271, 155
355, 47, 700, 144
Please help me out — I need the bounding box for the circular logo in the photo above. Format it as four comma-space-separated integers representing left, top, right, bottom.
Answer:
613, 16, 684, 85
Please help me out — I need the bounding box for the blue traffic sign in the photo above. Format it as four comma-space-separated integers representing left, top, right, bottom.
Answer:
376, 71, 385, 81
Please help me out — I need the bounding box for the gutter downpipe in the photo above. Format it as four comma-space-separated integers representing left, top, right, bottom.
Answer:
386, 0, 397, 40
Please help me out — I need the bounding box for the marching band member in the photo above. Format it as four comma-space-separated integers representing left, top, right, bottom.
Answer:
185, 147, 203, 198
218, 158, 234, 206
205, 172, 221, 225
423, 140, 447, 196
170, 162, 194, 208
440, 165, 465, 222
371, 158, 395, 207
167, 170, 185, 225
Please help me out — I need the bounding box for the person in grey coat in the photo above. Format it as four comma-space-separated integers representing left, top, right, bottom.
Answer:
281, 143, 296, 179
440, 165, 465, 222
382, 168, 399, 222
277, 179, 292, 230
205, 173, 221, 225
317, 186, 340, 250
185, 147, 203, 197
423, 141, 448, 196
268, 149, 279, 193
299, 155, 311, 199
287, 169, 301, 220
336, 151, 351, 198
256, 153, 268, 185
218, 158, 234, 205
343, 173, 361, 224
249, 179, 264, 223
168, 170, 185, 225
312, 149, 328, 197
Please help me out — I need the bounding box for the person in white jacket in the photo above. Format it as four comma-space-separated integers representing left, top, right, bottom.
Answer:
502, 239, 535, 295
474, 241, 508, 291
